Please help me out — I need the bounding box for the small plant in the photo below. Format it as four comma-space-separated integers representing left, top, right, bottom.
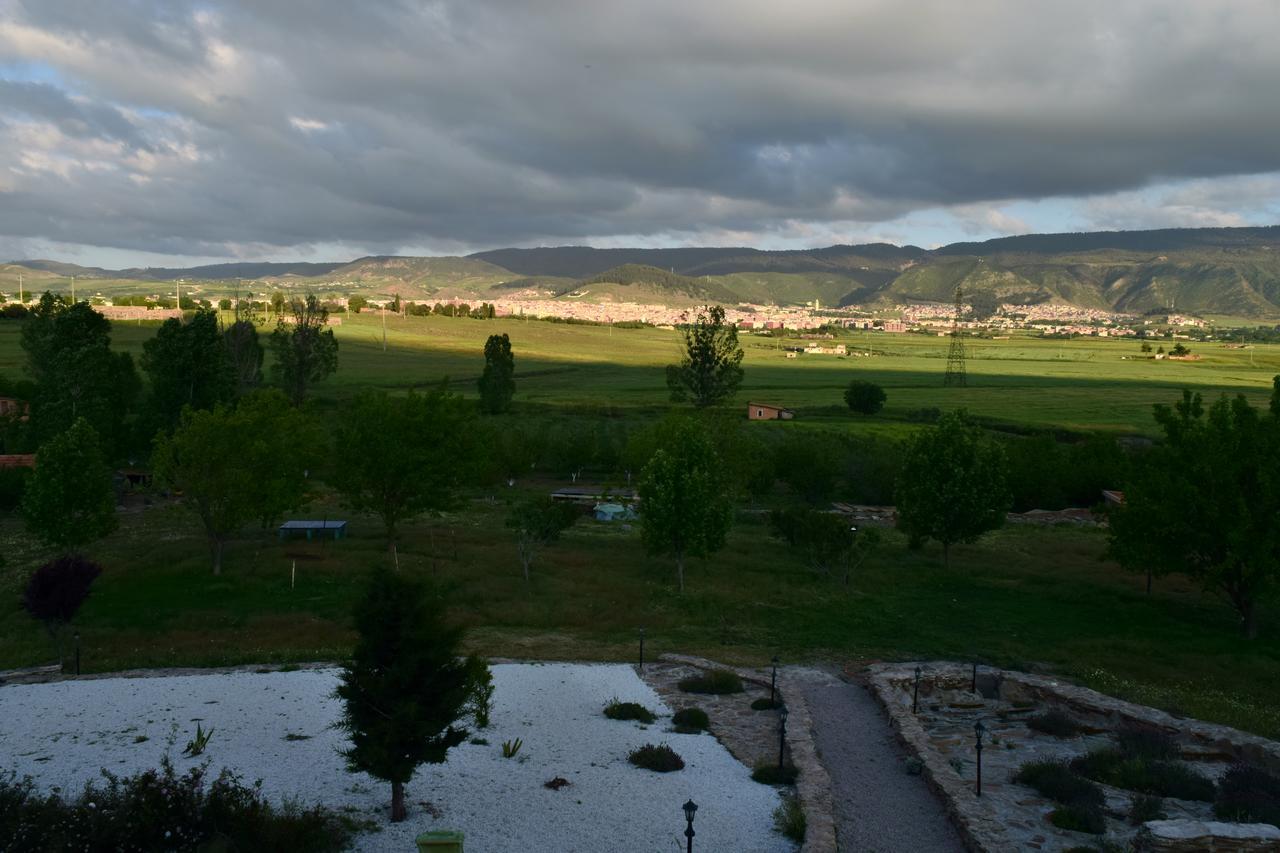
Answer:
501, 738, 523, 759
750, 697, 781, 711
1014, 760, 1104, 809
1070, 747, 1215, 801
1116, 727, 1179, 761
1128, 793, 1166, 825
677, 669, 744, 695
1049, 803, 1106, 835
628, 743, 684, 773
772, 792, 806, 842
752, 762, 799, 785
182, 723, 214, 757
604, 699, 658, 724
1027, 709, 1082, 738
1214, 763, 1280, 826
904, 757, 923, 776
283, 733, 312, 742
671, 708, 710, 733
470, 737, 490, 746
466, 659, 495, 729
544, 776, 571, 791
132, 735, 149, 744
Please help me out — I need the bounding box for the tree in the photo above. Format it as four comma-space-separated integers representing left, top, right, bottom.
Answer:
967, 290, 1001, 321
895, 410, 1010, 568
506, 497, 578, 582
844, 379, 887, 415
1109, 384, 1280, 639
23, 554, 102, 668
348, 295, 368, 314
478, 333, 516, 414
332, 388, 475, 541
141, 309, 234, 430
637, 418, 733, 592
1141, 341, 1153, 353
21, 418, 117, 550
152, 390, 317, 573
665, 305, 744, 408
269, 295, 338, 405
223, 318, 264, 397
21, 293, 140, 451
335, 568, 477, 822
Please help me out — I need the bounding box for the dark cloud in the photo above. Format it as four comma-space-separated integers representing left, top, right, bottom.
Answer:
1, 0, 1279, 260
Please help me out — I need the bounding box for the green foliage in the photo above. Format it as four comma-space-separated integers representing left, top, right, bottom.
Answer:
506, 496, 579, 581
332, 387, 475, 540
335, 568, 475, 822
638, 417, 733, 591
1027, 709, 1083, 738
665, 305, 744, 408
182, 722, 214, 757
844, 379, 887, 415
752, 762, 800, 785
141, 309, 234, 430
222, 318, 264, 397
478, 333, 516, 414
772, 792, 806, 842
152, 390, 318, 574
895, 410, 1010, 567
0, 761, 354, 852
1109, 384, 1280, 638
671, 707, 709, 732
501, 738, 523, 759
774, 431, 844, 504
768, 507, 856, 578
751, 697, 781, 711
466, 659, 495, 729
1013, 760, 1105, 809
627, 743, 684, 772
21, 418, 117, 550
1070, 748, 1215, 801
269, 295, 338, 405
347, 294, 368, 314
677, 669, 744, 694
967, 290, 1001, 321
603, 699, 657, 724
1128, 793, 1166, 825
1049, 803, 1106, 835
1214, 763, 1280, 826
1004, 433, 1129, 512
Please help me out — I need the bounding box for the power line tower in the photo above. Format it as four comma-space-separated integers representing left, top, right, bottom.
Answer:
944, 285, 967, 387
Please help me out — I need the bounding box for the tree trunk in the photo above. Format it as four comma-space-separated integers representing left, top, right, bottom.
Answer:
390, 781, 406, 822
676, 553, 685, 594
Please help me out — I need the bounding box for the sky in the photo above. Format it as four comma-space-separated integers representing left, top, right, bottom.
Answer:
2, 0, 1280, 268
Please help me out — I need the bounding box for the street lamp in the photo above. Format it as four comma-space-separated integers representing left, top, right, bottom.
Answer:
971, 660, 978, 694
912, 665, 922, 714
682, 799, 697, 853
778, 706, 789, 769
74, 630, 81, 676
769, 656, 780, 705
638, 628, 646, 671
974, 719, 987, 797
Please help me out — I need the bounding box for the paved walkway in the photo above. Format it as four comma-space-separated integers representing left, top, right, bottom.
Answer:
794, 670, 966, 853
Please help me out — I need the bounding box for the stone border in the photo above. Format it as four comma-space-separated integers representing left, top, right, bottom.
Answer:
661, 653, 837, 853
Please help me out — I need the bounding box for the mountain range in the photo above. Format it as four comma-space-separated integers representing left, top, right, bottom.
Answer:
7, 225, 1280, 318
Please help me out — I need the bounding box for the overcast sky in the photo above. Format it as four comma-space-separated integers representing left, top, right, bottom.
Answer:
2, 0, 1280, 267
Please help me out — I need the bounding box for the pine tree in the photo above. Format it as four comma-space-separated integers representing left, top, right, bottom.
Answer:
478, 333, 515, 414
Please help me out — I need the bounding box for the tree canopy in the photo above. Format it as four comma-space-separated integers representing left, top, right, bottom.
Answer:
222, 318, 264, 397
844, 379, 887, 415
269, 295, 338, 405
141, 309, 234, 430
478, 333, 516, 414
21, 418, 118, 550
506, 497, 579, 582
665, 305, 744, 408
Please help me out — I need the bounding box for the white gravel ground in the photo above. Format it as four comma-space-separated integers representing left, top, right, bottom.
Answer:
0, 663, 792, 852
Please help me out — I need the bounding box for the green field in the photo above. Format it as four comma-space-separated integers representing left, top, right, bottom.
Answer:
1, 313, 1278, 740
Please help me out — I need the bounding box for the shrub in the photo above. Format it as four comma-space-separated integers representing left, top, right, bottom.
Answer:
844, 380, 887, 415
1116, 727, 1179, 761
751, 697, 781, 711
22, 554, 103, 667
677, 669, 744, 695
628, 743, 684, 773
1013, 760, 1104, 809
1027, 709, 1082, 738
1049, 803, 1106, 835
752, 762, 800, 785
182, 722, 214, 757
604, 699, 658, 724
1070, 748, 1215, 802
1214, 763, 1280, 826
466, 659, 495, 729
0, 761, 354, 851
1128, 793, 1166, 825
671, 707, 709, 733
772, 792, 806, 842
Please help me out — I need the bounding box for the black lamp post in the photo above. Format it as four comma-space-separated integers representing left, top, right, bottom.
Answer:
769, 656, 779, 705
778, 705, 789, 769
74, 630, 81, 676
682, 799, 697, 853
912, 665, 922, 714
974, 719, 986, 797
638, 628, 645, 671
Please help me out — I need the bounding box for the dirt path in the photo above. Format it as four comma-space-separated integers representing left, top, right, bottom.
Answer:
793, 670, 966, 853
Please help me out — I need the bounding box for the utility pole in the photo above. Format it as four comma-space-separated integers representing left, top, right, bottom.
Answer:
17, 271, 22, 304
382, 301, 387, 352
71, 275, 76, 303
944, 285, 967, 387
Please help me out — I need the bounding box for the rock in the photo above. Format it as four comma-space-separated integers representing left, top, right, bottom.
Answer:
1132, 819, 1280, 852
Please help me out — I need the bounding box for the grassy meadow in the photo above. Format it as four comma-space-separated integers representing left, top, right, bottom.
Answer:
0, 312, 1279, 739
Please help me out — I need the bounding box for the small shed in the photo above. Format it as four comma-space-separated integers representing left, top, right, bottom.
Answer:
594, 502, 635, 522
748, 402, 794, 421
278, 520, 348, 541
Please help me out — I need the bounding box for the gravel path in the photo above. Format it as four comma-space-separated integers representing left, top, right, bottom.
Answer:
795, 671, 965, 853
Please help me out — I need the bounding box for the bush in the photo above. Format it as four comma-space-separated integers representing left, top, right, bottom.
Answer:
677, 669, 744, 695
752, 762, 800, 785
1027, 709, 1082, 738
628, 743, 685, 773
1070, 748, 1215, 802
604, 699, 657, 724
23, 555, 103, 626
1013, 760, 1104, 809
1214, 763, 1280, 826
844, 380, 886, 415
671, 707, 709, 733
0, 760, 355, 851
1116, 727, 1179, 761
1128, 793, 1166, 825
772, 792, 806, 842
1049, 803, 1106, 835
751, 697, 781, 711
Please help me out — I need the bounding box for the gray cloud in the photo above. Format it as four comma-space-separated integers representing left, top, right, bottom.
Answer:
1, 0, 1280, 260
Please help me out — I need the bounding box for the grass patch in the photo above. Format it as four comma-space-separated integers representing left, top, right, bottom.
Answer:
1049, 804, 1106, 835
628, 743, 684, 773
283, 732, 312, 742
1070, 747, 1215, 802
1214, 763, 1280, 826
677, 669, 744, 695
1027, 709, 1083, 738
772, 792, 806, 843
751, 762, 800, 785
1128, 793, 1165, 825
671, 707, 709, 733
1013, 760, 1104, 809
603, 699, 657, 724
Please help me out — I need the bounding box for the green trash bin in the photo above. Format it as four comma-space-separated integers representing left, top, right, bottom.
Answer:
416, 830, 464, 853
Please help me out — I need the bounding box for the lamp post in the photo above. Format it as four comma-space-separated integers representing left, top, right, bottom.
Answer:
974, 719, 986, 797
638, 628, 645, 671
912, 665, 922, 714
770, 656, 780, 705
971, 661, 978, 694
74, 630, 81, 676
683, 799, 697, 853
778, 706, 789, 769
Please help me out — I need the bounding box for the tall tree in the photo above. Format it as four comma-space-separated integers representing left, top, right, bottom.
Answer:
21, 293, 140, 450
665, 305, 744, 408
1109, 384, 1280, 639
478, 333, 516, 414
223, 318, 264, 397
141, 309, 234, 430
21, 418, 118, 550
269, 295, 339, 405
336, 568, 477, 822
332, 388, 475, 541
506, 497, 579, 582
895, 410, 1010, 568
23, 555, 102, 668
637, 418, 733, 592
152, 390, 317, 574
